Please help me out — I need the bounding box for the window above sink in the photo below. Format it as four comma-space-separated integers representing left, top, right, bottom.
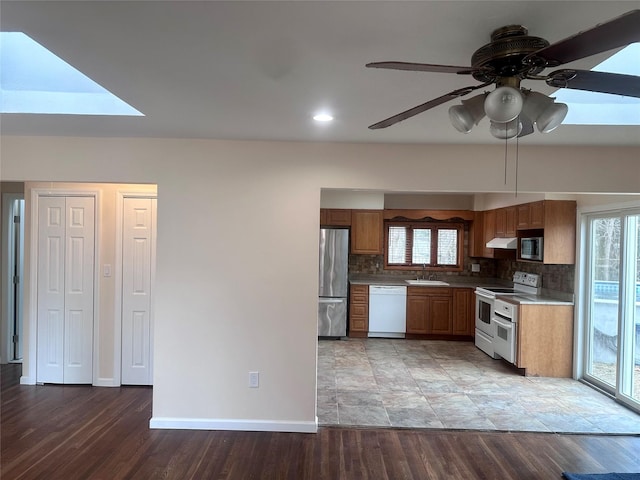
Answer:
385, 220, 464, 272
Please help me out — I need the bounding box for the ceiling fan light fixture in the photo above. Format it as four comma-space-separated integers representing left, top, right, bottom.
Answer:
536, 102, 568, 133
489, 118, 522, 139
448, 105, 475, 133
484, 86, 523, 123
448, 93, 487, 133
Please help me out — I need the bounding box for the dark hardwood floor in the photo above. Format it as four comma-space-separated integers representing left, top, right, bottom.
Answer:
2, 364, 640, 479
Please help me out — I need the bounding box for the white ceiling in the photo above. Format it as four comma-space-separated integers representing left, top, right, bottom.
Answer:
1, 1, 639, 146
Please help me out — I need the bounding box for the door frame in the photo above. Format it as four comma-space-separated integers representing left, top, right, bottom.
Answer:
23, 188, 100, 385
1, 193, 24, 364
575, 199, 640, 413
113, 190, 157, 386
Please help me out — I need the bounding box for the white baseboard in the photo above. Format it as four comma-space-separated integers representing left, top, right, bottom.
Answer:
149, 417, 318, 433
20, 376, 35, 385
94, 377, 119, 387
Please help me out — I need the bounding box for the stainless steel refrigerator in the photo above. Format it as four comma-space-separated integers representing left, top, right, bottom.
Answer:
318, 228, 349, 337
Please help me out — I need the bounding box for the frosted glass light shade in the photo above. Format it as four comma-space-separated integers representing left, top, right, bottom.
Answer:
448, 93, 487, 133
522, 91, 568, 133
449, 105, 475, 133
536, 102, 568, 133
484, 86, 523, 123
489, 119, 522, 139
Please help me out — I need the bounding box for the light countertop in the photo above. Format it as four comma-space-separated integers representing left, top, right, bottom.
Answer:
349, 275, 574, 305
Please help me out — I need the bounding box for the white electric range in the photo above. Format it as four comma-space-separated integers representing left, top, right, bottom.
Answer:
474, 272, 541, 358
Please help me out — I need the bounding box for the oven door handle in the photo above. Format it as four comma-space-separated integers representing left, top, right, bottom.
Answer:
475, 291, 495, 301
493, 317, 514, 330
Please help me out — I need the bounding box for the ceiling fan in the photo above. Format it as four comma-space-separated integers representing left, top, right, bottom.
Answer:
367, 9, 640, 138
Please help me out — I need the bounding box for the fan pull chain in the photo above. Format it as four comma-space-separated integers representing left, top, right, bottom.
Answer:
504, 131, 508, 185
515, 126, 519, 198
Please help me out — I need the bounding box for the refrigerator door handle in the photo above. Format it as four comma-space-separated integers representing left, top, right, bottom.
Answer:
319, 298, 345, 304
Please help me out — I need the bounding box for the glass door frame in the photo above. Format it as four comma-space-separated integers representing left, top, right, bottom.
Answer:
577, 203, 640, 414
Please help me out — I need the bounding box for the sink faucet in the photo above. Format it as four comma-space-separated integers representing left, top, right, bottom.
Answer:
421, 264, 426, 280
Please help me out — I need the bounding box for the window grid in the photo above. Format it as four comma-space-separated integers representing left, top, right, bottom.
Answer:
385, 222, 463, 271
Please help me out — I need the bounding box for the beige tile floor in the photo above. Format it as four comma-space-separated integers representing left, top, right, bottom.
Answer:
317, 338, 640, 433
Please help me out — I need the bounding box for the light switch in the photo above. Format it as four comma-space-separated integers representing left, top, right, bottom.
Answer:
103, 264, 112, 277
471, 263, 480, 272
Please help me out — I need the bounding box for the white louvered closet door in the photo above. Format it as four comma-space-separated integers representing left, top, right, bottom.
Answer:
37, 196, 95, 384
121, 197, 156, 385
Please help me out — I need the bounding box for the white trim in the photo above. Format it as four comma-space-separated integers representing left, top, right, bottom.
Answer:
149, 417, 318, 434
114, 190, 157, 387
28, 188, 101, 385
577, 199, 640, 215
94, 377, 119, 387
574, 200, 640, 380
576, 203, 640, 414
1, 193, 24, 364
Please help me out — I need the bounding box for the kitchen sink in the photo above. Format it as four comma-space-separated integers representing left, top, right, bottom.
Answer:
405, 279, 449, 286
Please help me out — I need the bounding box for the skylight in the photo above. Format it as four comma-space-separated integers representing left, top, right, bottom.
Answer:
552, 43, 639, 125
0, 32, 143, 116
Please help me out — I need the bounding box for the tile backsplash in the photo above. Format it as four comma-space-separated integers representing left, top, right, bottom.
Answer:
496, 260, 575, 293
350, 254, 575, 293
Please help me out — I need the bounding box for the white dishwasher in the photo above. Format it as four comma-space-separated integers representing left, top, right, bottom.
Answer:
368, 285, 407, 338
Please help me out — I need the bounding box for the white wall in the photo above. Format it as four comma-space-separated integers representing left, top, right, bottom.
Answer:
1, 136, 639, 432
320, 190, 384, 209
385, 193, 474, 210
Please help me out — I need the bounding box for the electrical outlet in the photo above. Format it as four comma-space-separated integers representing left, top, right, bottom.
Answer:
471, 263, 480, 272
249, 371, 259, 388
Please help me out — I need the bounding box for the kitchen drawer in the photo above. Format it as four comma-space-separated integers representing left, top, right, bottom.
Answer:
351, 294, 368, 304
351, 285, 369, 295
407, 287, 452, 296
350, 317, 368, 332
350, 303, 368, 317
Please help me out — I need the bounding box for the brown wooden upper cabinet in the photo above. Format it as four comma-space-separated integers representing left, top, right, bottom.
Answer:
351, 210, 383, 254
517, 201, 545, 230
470, 209, 501, 259
320, 208, 352, 227
471, 200, 576, 264
482, 209, 496, 258
495, 206, 517, 237
517, 200, 576, 264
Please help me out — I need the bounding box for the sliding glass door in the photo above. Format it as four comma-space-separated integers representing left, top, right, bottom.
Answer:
584, 209, 640, 411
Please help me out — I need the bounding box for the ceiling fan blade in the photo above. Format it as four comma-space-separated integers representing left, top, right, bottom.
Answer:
547, 69, 640, 97
366, 61, 476, 75
368, 83, 491, 129
526, 10, 640, 66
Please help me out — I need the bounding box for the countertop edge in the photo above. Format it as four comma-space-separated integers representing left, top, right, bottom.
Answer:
349, 276, 574, 306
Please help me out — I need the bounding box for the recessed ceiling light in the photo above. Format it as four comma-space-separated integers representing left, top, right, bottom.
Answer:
313, 113, 334, 122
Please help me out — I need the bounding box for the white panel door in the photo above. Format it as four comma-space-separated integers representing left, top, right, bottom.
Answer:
121, 197, 156, 385
37, 197, 66, 383
36, 196, 95, 384
63, 197, 95, 383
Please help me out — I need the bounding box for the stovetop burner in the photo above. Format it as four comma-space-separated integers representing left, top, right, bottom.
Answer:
475, 271, 542, 298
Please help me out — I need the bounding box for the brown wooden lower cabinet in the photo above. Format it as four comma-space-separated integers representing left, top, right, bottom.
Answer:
453, 288, 475, 336
406, 287, 468, 337
516, 304, 574, 378
350, 284, 475, 339
406, 295, 429, 334
349, 285, 369, 337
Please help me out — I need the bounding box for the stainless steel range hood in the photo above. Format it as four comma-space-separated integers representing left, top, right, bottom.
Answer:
486, 237, 517, 249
